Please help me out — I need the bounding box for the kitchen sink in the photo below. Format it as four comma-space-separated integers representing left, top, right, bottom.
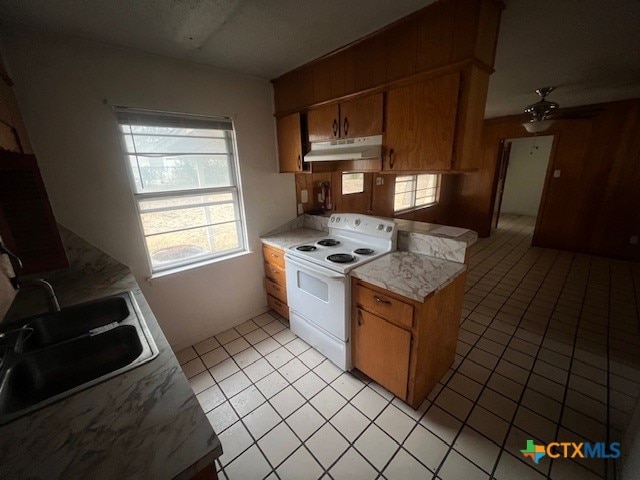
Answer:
0, 292, 159, 424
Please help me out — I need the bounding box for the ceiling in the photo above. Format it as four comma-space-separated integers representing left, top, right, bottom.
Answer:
1, 0, 640, 118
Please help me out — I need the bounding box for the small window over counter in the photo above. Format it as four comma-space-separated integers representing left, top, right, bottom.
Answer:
394, 174, 440, 213
342, 173, 364, 195
116, 107, 247, 275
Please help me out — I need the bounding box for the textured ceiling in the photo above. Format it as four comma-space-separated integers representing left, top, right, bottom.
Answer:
1, 0, 640, 117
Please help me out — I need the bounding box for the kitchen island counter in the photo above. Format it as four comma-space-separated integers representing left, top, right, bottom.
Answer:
350, 251, 467, 303
0, 227, 221, 480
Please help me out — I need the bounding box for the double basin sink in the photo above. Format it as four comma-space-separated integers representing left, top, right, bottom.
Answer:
0, 292, 159, 424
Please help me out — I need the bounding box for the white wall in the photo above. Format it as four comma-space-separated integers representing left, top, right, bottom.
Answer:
0, 28, 296, 349
500, 135, 553, 217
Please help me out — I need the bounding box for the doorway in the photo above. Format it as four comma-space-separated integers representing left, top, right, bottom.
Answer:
493, 135, 554, 228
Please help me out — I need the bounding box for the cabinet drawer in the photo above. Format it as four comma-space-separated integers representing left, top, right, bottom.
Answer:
267, 294, 289, 320
353, 283, 413, 329
264, 262, 286, 287
264, 278, 287, 304
262, 244, 285, 268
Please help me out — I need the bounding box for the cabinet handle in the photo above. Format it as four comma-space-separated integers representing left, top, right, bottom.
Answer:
332, 119, 338, 137
297, 154, 301, 170
357, 309, 363, 326
271, 253, 279, 258
388, 148, 395, 169
343, 117, 349, 137
373, 295, 391, 305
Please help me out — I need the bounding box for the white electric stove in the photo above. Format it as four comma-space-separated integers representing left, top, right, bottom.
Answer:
284, 213, 397, 370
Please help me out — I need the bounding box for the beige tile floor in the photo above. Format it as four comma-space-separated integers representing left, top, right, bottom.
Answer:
175, 214, 640, 480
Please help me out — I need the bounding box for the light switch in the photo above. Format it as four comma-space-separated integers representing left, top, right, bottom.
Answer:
376, 177, 384, 186
553, 170, 561, 178
301, 189, 308, 203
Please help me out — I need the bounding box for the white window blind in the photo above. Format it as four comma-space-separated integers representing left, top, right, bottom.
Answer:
394, 174, 440, 212
116, 108, 246, 273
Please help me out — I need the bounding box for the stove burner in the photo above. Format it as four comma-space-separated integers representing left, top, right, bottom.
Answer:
327, 253, 355, 264
354, 248, 375, 255
318, 239, 340, 247
296, 245, 317, 252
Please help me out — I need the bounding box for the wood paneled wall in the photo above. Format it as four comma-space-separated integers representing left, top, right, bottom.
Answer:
294, 171, 459, 223
453, 98, 640, 260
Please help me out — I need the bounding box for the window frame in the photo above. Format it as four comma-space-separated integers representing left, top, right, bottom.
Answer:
115, 107, 248, 276
393, 174, 441, 214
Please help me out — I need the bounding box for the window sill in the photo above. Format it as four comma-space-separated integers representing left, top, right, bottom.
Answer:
394, 202, 439, 215
147, 249, 252, 280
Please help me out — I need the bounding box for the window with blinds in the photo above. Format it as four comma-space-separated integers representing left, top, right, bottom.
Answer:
394, 174, 440, 213
116, 108, 247, 273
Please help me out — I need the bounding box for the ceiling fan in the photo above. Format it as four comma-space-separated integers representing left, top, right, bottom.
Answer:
521, 86, 600, 133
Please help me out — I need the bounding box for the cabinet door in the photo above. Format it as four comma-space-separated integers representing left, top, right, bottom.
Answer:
307, 103, 340, 142
352, 308, 411, 398
384, 72, 460, 171
276, 113, 303, 173
0, 151, 68, 274
339, 94, 383, 139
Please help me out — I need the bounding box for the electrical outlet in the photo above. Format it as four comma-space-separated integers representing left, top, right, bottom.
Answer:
553, 170, 561, 178
376, 177, 384, 186
301, 189, 308, 203
630, 236, 639, 245
297, 203, 304, 215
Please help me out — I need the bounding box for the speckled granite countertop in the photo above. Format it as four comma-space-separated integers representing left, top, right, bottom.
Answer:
350, 252, 466, 303
0, 227, 221, 480
261, 227, 326, 249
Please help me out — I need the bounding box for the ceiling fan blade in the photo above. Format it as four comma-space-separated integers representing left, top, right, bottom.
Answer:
545, 106, 603, 120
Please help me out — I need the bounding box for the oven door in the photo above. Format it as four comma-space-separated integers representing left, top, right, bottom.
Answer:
284, 254, 349, 341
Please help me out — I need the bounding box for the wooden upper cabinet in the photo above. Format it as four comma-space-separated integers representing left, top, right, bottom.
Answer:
312, 52, 346, 105
308, 93, 383, 142
272, 67, 313, 114
307, 103, 339, 142
451, 0, 503, 67
416, 0, 456, 71
384, 72, 461, 171
276, 113, 304, 173
345, 35, 385, 94
0, 151, 68, 274
340, 94, 383, 138
383, 17, 418, 82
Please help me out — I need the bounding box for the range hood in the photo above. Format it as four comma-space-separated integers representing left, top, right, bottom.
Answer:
304, 135, 382, 162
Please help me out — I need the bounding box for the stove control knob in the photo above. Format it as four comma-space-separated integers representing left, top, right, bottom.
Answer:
336, 217, 341, 223
330, 217, 335, 223
377, 224, 384, 231
385, 226, 392, 232
354, 219, 361, 226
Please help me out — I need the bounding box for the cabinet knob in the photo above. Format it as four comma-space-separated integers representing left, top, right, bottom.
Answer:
343, 117, 349, 137
388, 148, 395, 169
332, 119, 338, 137
297, 154, 301, 170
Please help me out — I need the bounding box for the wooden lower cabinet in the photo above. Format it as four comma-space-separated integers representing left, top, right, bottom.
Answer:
262, 243, 289, 320
351, 272, 466, 408
352, 308, 411, 398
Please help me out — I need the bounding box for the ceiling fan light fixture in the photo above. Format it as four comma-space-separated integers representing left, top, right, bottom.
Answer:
523, 119, 555, 133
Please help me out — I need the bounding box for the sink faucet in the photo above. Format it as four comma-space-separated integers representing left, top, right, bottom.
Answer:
20, 279, 61, 313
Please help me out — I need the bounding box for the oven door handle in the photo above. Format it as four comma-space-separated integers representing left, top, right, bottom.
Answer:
284, 254, 346, 281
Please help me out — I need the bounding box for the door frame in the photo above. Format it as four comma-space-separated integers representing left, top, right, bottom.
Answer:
488, 133, 559, 240
491, 139, 512, 230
